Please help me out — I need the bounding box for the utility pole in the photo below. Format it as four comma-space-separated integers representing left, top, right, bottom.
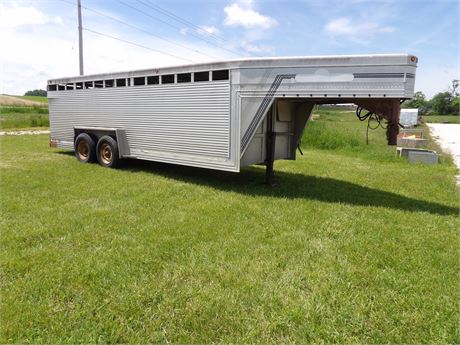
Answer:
77, 0, 84, 75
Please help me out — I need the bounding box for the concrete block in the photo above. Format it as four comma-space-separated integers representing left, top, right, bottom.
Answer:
407, 150, 438, 164
397, 137, 428, 148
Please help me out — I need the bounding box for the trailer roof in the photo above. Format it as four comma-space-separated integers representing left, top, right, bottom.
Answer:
48, 53, 417, 84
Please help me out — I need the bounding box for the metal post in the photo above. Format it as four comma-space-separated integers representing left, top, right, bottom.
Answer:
77, 0, 84, 75
387, 99, 400, 145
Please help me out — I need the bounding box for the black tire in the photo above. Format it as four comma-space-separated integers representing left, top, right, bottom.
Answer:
96, 135, 120, 168
74, 133, 96, 163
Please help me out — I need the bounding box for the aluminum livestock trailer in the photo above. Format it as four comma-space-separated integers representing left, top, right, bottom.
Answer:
48, 54, 417, 183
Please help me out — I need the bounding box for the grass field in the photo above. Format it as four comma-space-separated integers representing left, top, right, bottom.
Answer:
0, 110, 458, 343
18, 96, 48, 104
422, 114, 460, 124
0, 105, 49, 130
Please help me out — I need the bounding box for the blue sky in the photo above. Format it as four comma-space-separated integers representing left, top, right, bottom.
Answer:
0, 0, 458, 97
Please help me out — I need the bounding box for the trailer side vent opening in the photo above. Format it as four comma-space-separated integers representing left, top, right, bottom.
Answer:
133, 77, 145, 86
212, 70, 229, 81
161, 74, 174, 84
177, 73, 192, 83
194, 71, 209, 82
47, 54, 417, 184
147, 76, 159, 85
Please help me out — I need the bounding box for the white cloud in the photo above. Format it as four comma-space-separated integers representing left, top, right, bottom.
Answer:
0, 2, 232, 95
224, 3, 277, 29
0, 3, 61, 28
199, 25, 220, 35
241, 42, 274, 54
325, 17, 394, 43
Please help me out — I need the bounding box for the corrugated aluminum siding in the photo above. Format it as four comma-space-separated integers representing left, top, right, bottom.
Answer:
49, 81, 236, 170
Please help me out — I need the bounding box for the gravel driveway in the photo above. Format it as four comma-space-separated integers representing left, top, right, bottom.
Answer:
0, 130, 50, 136
427, 123, 460, 184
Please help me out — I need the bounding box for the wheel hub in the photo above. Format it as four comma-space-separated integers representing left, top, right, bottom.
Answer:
77, 140, 89, 159
100, 143, 112, 164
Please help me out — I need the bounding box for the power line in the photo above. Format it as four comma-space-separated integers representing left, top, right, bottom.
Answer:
117, 0, 247, 58
139, 0, 259, 57
138, 0, 226, 44
59, 0, 220, 60
139, 0, 260, 58
83, 27, 195, 63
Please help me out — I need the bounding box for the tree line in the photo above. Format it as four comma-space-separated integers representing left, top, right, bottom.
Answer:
24, 89, 47, 97
403, 80, 459, 115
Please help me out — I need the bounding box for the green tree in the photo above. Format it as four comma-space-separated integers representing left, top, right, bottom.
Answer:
430, 92, 454, 115
451, 96, 460, 115
24, 89, 47, 97
404, 91, 429, 114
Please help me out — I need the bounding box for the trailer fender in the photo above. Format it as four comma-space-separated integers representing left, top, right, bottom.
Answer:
73, 127, 129, 158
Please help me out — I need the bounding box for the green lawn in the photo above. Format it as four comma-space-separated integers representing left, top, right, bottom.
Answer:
0, 105, 49, 130
0, 111, 458, 343
422, 114, 460, 124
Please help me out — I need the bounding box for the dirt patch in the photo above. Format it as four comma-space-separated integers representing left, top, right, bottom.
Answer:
0, 95, 46, 107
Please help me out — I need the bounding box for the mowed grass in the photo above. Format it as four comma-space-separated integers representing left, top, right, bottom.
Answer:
0, 105, 49, 130
0, 110, 459, 343
422, 114, 460, 124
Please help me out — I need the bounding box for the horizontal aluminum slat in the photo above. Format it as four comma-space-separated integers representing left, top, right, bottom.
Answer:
49, 81, 232, 162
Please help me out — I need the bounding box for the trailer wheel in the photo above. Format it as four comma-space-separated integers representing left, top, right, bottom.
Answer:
96, 135, 120, 168
75, 133, 96, 163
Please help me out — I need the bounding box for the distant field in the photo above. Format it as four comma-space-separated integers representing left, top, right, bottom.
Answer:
1, 109, 458, 343
0, 95, 46, 107
0, 105, 49, 130
422, 114, 460, 124
18, 95, 48, 104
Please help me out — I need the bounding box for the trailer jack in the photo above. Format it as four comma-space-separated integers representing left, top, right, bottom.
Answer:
265, 109, 277, 186
265, 131, 276, 186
